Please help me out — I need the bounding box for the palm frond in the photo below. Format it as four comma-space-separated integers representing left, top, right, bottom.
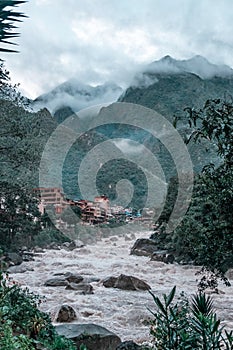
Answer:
191, 293, 214, 317
0, 0, 27, 53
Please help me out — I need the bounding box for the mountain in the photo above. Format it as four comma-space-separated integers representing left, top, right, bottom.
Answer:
145, 55, 233, 79
33, 80, 123, 123
116, 55, 233, 168
31, 56, 233, 208
120, 55, 233, 122
87, 56, 233, 204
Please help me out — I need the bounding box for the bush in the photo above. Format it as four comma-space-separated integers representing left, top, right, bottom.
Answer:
0, 271, 76, 349
155, 98, 233, 288
149, 286, 233, 349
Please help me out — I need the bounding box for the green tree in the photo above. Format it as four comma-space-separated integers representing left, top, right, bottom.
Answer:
0, 182, 42, 250
0, 1, 45, 251
172, 98, 233, 282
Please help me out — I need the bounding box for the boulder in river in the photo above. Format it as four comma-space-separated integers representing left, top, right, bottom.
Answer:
103, 274, 151, 291
64, 272, 84, 284
33, 246, 45, 253
150, 250, 175, 264
46, 273, 84, 287
5, 252, 23, 266
62, 240, 85, 250
44, 278, 68, 287
55, 323, 121, 350
65, 282, 94, 294
130, 239, 157, 257
56, 304, 77, 322
7, 262, 34, 274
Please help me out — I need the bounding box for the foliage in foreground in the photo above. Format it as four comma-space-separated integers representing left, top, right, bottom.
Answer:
0, 0, 27, 54
178, 99, 233, 276
0, 271, 76, 350
155, 98, 233, 286
149, 286, 233, 349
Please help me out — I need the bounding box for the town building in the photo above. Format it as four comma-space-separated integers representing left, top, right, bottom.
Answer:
32, 187, 68, 214
33, 187, 151, 226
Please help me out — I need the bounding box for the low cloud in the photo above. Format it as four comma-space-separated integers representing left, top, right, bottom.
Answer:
113, 139, 145, 154
33, 81, 123, 114
146, 55, 233, 79
2, 0, 233, 98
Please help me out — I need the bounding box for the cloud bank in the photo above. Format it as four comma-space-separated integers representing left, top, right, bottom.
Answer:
2, 0, 233, 98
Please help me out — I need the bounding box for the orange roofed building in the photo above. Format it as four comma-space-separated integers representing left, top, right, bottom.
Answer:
33, 188, 110, 224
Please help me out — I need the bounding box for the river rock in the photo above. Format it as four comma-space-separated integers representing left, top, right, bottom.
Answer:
5, 252, 23, 266
53, 272, 84, 283
65, 282, 94, 294
55, 323, 121, 350
64, 272, 84, 284
56, 304, 77, 322
102, 276, 117, 288
7, 262, 34, 274
150, 250, 175, 264
44, 278, 68, 287
33, 246, 45, 253
21, 251, 35, 262
103, 274, 151, 291
130, 239, 157, 257
62, 240, 85, 250
81, 310, 95, 317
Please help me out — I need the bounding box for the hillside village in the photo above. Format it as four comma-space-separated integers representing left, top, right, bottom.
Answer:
33, 187, 154, 226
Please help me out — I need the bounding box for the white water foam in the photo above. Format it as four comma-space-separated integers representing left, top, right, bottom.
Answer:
9, 230, 233, 343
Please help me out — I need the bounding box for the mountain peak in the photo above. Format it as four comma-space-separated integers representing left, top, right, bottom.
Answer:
33, 80, 123, 114
144, 55, 233, 80
160, 55, 176, 63
189, 55, 209, 63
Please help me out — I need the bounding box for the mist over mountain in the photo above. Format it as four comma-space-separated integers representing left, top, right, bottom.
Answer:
34, 55, 233, 122
33, 80, 123, 119
147, 55, 233, 79
113, 55, 233, 181
129, 55, 233, 89
30, 55, 233, 205
120, 55, 233, 122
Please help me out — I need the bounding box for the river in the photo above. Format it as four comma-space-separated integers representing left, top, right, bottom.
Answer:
9, 229, 233, 344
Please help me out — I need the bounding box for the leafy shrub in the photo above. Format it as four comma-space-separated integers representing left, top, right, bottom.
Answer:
155, 98, 233, 288
0, 271, 76, 349
149, 286, 233, 349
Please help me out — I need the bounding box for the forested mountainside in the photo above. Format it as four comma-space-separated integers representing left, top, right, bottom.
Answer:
0, 99, 57, 189
28, 56, 233, 206
119, 55, 233, 123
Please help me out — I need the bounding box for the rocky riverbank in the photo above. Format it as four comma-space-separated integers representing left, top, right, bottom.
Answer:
7, 230, 233, 346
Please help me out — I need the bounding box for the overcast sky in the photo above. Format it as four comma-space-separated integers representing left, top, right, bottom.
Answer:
2, 0, 233, 99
